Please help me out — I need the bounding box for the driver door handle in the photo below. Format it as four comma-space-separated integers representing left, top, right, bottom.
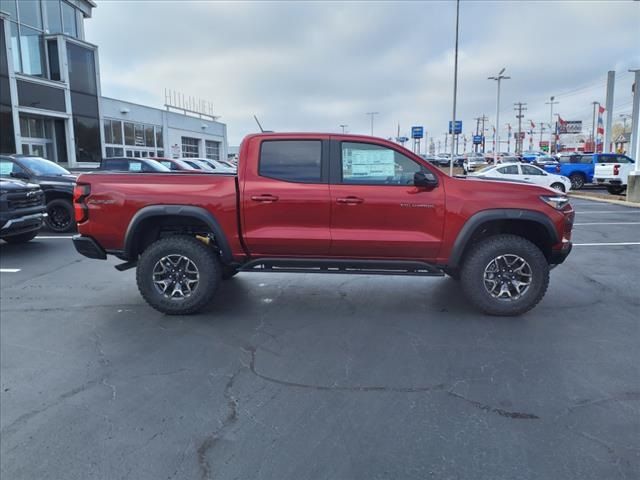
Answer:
336, 196, 364, 205
251, 194, 279, 203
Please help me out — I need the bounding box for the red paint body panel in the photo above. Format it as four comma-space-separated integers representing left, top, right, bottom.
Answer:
76, 133, 573, 266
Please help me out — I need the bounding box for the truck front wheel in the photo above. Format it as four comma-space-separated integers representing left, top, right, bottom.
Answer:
459, 234, 549, 316
136, 235, 222, 315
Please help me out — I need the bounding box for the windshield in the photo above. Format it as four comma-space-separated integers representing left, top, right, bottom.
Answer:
17, 157, 71, 176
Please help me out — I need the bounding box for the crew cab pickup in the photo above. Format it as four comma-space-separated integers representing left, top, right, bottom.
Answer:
593, 154, 635, 194
0, 178, 46, 243
544, 153, 624, 190
72, 133, 574, 316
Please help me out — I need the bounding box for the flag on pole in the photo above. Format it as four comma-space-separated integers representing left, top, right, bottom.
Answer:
530, 120, 535, 129
596, 105, 605, 152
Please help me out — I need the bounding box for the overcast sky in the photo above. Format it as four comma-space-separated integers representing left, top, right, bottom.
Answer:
86, 0, 639, 147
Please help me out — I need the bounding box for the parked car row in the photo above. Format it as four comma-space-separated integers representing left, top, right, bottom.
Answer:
1, 154, 238, 242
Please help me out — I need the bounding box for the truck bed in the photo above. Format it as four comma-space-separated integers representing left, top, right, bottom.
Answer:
76, 172, 242, 253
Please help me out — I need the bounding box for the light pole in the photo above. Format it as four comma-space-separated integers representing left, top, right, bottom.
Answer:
449, 0, 460, 176
366, 112, 379, 136
339, 124, 348, 134
488, 68, 510, 164
545, 96, 559, 154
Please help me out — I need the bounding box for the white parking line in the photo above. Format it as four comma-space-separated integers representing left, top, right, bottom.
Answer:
574, 222, 640, 226
575, 211, 640, 214
0, 268, 21, 273
573, 242, 640, 246
36, 236, 74, 239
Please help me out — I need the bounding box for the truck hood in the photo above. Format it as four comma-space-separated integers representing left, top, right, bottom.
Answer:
0, 177, 41, 192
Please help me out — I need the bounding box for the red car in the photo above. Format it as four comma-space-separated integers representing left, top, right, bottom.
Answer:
73, 133, 574, 316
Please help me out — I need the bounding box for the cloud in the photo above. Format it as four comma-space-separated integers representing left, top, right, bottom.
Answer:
87, 0, 639, 146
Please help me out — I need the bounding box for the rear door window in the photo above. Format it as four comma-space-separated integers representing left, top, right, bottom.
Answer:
259, 140, 322, 183
579, 155, 593, 164
497, 165, 519, 175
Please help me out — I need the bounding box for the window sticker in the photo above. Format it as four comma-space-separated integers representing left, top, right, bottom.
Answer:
129, 162, 142, 172
343, 147, 395, 178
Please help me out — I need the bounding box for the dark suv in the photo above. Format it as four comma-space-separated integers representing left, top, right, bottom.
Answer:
0, 177, 46, 243
0, 155, 77, 233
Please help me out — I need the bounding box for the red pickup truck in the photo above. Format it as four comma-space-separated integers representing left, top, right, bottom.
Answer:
73, 133, 574, 316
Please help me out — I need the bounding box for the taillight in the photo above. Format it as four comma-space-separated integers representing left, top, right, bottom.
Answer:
613, 164, 620, 176
74, 183, 91, 223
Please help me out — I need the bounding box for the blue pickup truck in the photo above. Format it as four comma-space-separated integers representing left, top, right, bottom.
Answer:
544, 153, 622, 190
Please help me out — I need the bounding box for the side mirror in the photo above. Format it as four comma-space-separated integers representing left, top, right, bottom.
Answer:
10, 171, 29, 180
414, 171, 438, 188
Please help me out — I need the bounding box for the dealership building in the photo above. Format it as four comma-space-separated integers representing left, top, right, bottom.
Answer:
0, 0, 227, 167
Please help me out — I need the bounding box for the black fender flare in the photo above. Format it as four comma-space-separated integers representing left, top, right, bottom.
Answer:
123, 205, 233, 263
447, 209, 559, 268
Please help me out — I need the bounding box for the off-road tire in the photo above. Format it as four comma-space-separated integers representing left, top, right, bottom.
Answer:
136, 235, 222, 315
45, 198, 75, 233
550, 182, 565, 192
460, 234, 549, 316
3, 230, 39, 244
569, 173, 585, 190
606, 185, 626, 195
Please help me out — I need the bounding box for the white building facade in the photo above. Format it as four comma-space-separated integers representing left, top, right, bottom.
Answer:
0, 0, 227, 168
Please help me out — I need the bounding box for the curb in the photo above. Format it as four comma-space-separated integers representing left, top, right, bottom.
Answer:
568, 193, 640, 208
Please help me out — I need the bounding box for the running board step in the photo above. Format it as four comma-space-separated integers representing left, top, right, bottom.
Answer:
239, 258, 444, 277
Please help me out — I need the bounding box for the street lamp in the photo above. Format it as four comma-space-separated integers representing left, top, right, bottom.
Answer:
449, 0, 461, 176
366, 112, 379, 136
488, 67, 510, 164
339, 124, 348, 134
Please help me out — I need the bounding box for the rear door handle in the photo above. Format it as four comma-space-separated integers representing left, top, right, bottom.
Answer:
336, 196, 364, 205
251, 194, 279, 203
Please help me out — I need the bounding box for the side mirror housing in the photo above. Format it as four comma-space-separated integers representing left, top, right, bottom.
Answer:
10, 171, 29, 180
414, 171, 439, 188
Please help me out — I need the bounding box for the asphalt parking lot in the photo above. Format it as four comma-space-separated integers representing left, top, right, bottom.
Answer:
1, 197, 639, 480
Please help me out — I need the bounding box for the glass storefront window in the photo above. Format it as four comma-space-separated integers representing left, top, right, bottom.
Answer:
19, 26, 44, 76
145, 125, 154, 147
9, 21, 21, 73
112, 120, 123, 144
44, 0, 63, 34
155, 127, 163, 149
73, 115, 101, 163
47, 40, 61, 80
134, 124, 145, 146
0, 0, 18, 20
103, 121, 112, 144
61, 1, 77, 37
17, 0, 42, 29
124, 122, 134, 145
66, 42, 96, 94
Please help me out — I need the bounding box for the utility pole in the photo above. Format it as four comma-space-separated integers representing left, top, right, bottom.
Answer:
514, 102, 527, 154
366, 112, 379, 136
506, 123, 512, 153
339, 124, 348, 134
489, 68, 510, 163
545, 97, 559, 154
591, 101, 600, 152
604, 71, 615, 152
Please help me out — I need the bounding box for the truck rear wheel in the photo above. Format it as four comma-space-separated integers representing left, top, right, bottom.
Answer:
606, 185, 626, 195
569, 173, 585, 190
136, 235, 222, 315
459, 234, 549, 316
